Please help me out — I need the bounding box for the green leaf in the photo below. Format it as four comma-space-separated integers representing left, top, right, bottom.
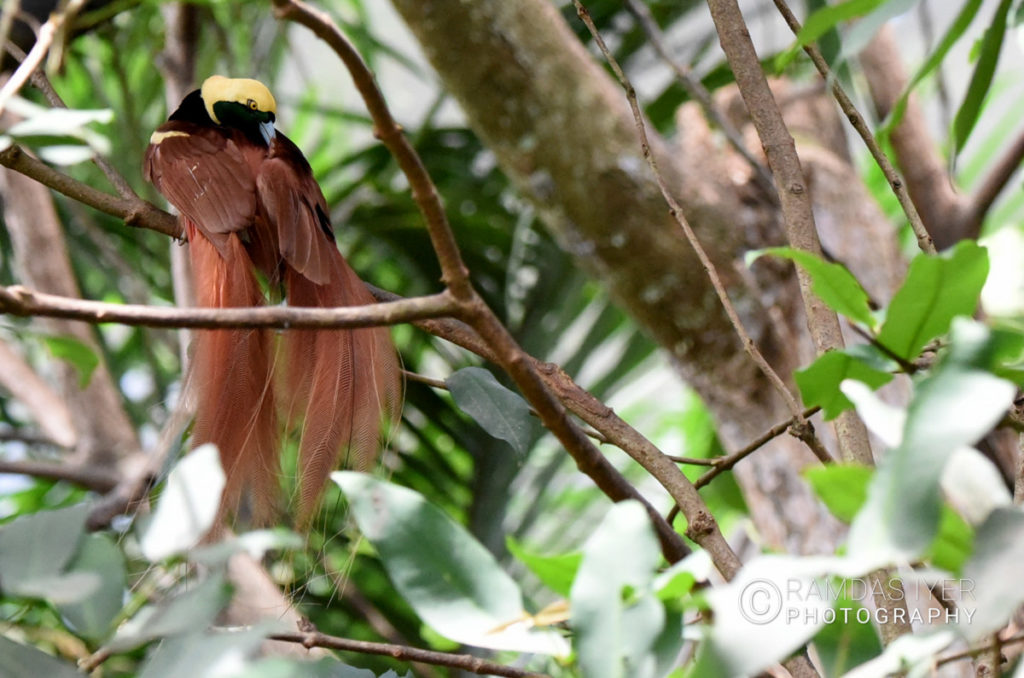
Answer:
840, 0, 920, 60
333, 472, 569, 656
748, 247, 874, 328
879, 0, 984, 137
570, 501, 679, 678
109, 572, 231, 652
58, 533, 126, 641
42, 335, 99, 389
813, 594, 883, 677
876, 241, 989, 361
138, 625, 268, 678
776, 0, 887, 68
849, 321, 1015, 561
926, 506, 973, 576
952, 0, 1014, 157
0, 636, 81, 678
805, 464, 873, 523
0, 503, 88, 597
960, 507, 1024, 640
795, 350, 893, 420
446, 367, 538, 456
506, 536, 581, 598
139, 443, 225, 562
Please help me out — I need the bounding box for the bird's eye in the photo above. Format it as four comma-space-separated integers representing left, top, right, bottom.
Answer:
247, 99, 258, 111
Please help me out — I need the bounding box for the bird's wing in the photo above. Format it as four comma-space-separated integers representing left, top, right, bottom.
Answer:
256, 133, 334, 286
144, 124, 258, 251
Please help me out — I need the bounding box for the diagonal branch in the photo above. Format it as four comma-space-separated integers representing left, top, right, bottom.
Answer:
771, 0, 935, 255
272, 0, 710, 566
0, 143, 180, 237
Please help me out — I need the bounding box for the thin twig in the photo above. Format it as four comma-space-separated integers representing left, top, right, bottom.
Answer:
20, 54, 141, 201
572, 1, 806, 426
269, 631, 547, 677
0, 10, 58, 114
695, 406, 820, 489
0, 429, 66, 447
623, 0, 776, 198
0, 285, 459, 330
771, 0, 935, 255
402, 370, 447, 390
934, 630, 1024, 668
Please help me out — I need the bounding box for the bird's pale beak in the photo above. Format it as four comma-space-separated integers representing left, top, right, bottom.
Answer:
259, 121, 276, 144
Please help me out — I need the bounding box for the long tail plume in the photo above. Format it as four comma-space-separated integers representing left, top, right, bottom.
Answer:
185, 219, 279, 524
282, 252, 401, 524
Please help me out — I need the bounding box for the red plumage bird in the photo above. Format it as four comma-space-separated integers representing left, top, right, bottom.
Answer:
144, 75, 400, 524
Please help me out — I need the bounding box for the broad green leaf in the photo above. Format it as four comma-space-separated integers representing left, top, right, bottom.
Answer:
570, 501, 678, 678
843, 631, 955, 678
0, 636, 81, 678
0, 503, 88, 596
952, 0, 1014, 157
334, 472, 569, 656
42, 335, 99, 389
813, 594, 883, 677
925, 504, 973, 576
138, 625, 268, 678
139, 443, 225, 561
506, 536, 581, 598
840, 0, 920, 60
876, 241, 989, 361
849, 321, 1015, 561
804, 464, 873, 523
879, 0, 984, 137
795, 350, 893, 420
58, 533, 126, 641
748, 247, 874, 327
109, 572, 231, 652
446, 367, 538, 456
959, 507, 1024, 640
237, 658, 400, 677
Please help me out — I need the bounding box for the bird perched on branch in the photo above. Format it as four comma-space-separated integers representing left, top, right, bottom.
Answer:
144, 75, 400, 525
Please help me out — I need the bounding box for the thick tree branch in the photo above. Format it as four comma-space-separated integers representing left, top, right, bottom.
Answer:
860, 27, 965, 249
0, 457, 117, 491
705, 0, 872, 471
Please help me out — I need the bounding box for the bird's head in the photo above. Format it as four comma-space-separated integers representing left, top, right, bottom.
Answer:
200, 75, 277, 145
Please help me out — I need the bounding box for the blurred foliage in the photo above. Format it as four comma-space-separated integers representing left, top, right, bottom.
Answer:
2, 0, 1024, 676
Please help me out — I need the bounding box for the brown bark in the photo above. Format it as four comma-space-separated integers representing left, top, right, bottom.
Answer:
0, 168, 139, 467
389, 0, 908, 553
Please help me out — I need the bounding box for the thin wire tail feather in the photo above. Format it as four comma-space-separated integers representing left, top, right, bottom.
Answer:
283, 251, 402, 525
185, 219, 280, 524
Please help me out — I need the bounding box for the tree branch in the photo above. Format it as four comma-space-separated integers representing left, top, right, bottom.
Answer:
0, 457, 117, 491
704, 0, 873, 469
272, 0, 703, 565
771, 0, 935, 255
0, 285, 459, 329
269, 630, 547, 677
0, 143, 180, 238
